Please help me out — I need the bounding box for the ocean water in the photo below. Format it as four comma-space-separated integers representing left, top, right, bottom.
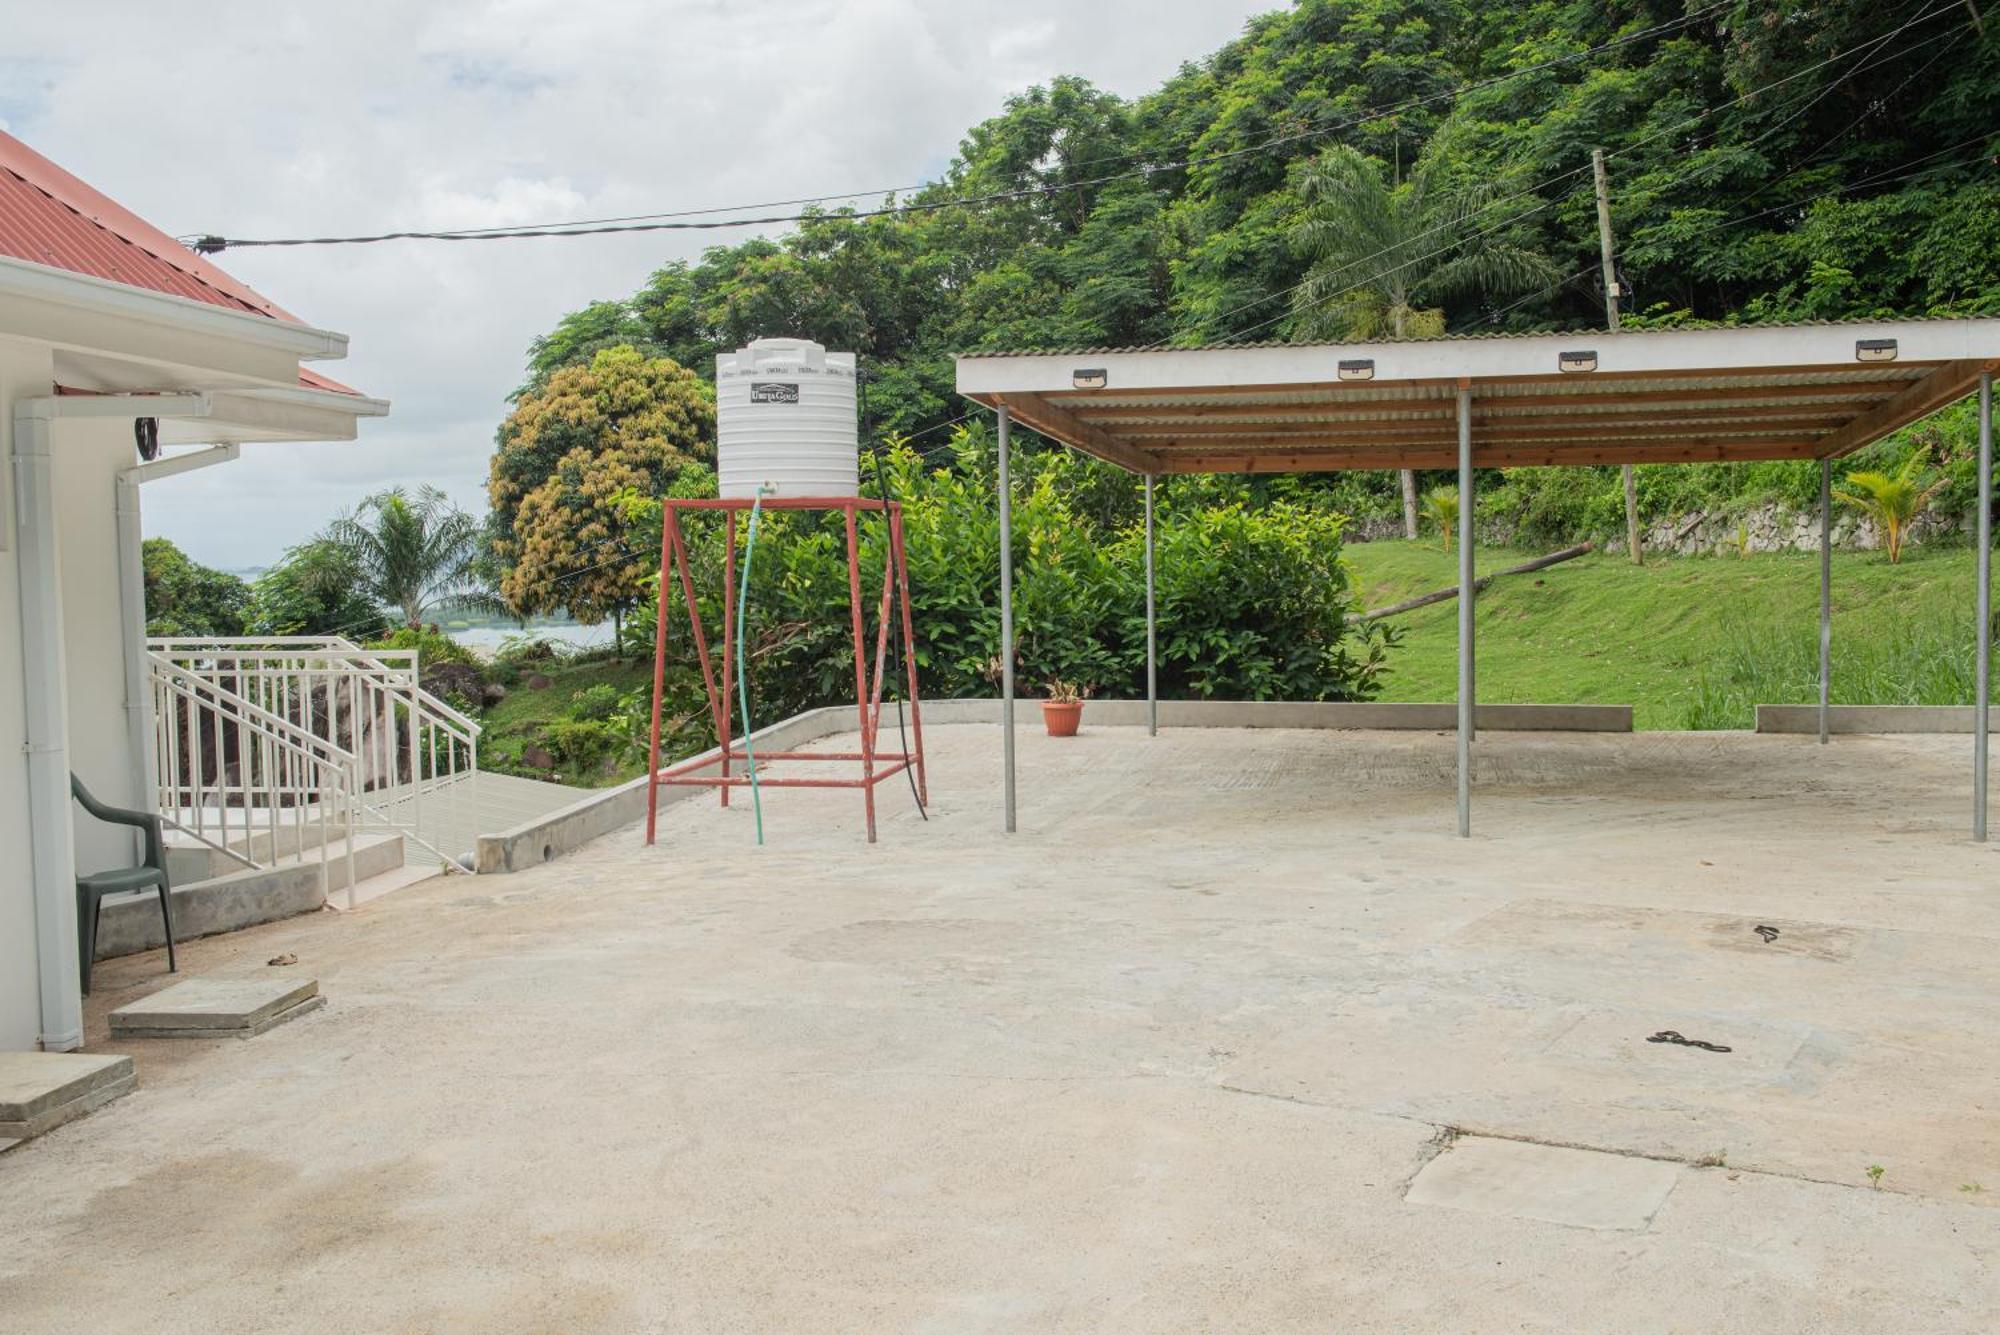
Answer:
446, 619, 617, 655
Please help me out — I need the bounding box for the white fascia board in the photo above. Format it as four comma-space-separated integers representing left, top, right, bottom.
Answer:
230, 383, 391, 418
955, 319, 2000, 396
159, 389, 377, 444
0, 254, 349, 361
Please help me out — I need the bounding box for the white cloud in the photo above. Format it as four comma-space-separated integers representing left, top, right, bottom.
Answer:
10, 0, 1272, 568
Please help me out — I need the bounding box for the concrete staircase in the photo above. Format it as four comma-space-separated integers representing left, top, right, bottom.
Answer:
95, 828, 419, 961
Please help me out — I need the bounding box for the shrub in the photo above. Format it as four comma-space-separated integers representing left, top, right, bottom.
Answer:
566, 683, 624, 722
1834, 448, 1948, 564
618, 432, 1395, 736
541, 717, 620, 772
1422, 486, 1459, 551
368, 626, 481, 669
367, 627, 485, 709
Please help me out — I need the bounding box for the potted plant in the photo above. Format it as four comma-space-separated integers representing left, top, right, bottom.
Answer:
1041, 678, 1089, 737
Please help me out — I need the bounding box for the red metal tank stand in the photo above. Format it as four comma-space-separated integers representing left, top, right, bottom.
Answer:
643, 496, 927, 845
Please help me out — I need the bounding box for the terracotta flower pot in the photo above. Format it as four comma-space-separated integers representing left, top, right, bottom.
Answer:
1041, 700, 1084, 737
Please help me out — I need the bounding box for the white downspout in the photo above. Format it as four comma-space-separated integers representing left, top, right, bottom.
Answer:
11, 392, 206, 1050
117, 441, 239, 834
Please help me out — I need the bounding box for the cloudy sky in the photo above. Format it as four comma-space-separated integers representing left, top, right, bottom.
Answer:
4, 0, 1275, 570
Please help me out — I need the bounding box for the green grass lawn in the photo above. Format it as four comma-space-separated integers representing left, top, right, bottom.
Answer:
1343, 539, 1984, 730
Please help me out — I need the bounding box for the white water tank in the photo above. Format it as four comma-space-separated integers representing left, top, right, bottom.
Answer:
715, 337, 859, 499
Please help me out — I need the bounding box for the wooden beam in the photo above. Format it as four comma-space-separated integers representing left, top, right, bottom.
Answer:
1073, 387, 1893, 422
1477, 384, 1898, 410
1074, 397, 1452, 421
1118, 412, 1852, 441
998, 392, 1162, 474
1810, 359, 1988, 458
1136, 424, 1835, 451
1156, 438, 1825, 474
1040, 362, 1932, 403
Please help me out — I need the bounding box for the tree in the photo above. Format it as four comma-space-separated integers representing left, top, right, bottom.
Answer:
323, 486, 487, 629
1290, 145, 1559, 539
1835, 449, 1948, 564
517, 299, 660, 397
490, 345, 715, 632
142, 538, 248, 637
245, 539, 389, 639
505, 4, 2000, 550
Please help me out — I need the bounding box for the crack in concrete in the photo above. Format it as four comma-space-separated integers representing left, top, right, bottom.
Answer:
1212, 1080, 1901, 1198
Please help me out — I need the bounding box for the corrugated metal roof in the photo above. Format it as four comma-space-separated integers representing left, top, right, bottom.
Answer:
958, 318, 2000, 473
0, 129, 369, 397
0, 131, 299, 321
297, 366, 362, 397
957, 316, 1986, 360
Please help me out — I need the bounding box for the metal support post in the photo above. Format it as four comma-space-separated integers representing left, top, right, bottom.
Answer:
1819, 458, 1832, 745
998, 404, 1016, 833
1457, 383, 1474, 838
1145, 471, 1158, 737
1977, 372, 1992, 841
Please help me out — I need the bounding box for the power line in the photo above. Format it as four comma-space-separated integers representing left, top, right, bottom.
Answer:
188, 4, 1728, 254
1480, 137, 1996, 328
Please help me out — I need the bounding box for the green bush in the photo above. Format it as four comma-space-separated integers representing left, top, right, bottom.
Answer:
541, 717, 621, 772
368, 626, 480, 669
566, 683, 624, 722
617, 430, 1393, 766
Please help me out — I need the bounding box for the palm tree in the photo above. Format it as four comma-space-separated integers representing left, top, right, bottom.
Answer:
321, 486, 491, 629
1423, 485, 1461, 552
1835, 449, 1948, 564
1291, 146, 1559, 539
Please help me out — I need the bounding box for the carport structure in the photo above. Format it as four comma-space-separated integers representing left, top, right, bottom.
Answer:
956, 318, 2000, 839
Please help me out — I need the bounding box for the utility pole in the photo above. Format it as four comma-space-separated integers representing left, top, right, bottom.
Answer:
1594, 148, 1642, 566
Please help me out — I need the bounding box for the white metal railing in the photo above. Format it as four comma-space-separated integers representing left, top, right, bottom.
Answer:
146, 636, 481, 898
149, 654, 360, 900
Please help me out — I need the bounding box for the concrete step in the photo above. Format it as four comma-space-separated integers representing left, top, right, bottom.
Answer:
110, 975, 323, 1040
337, 861, 442, 909
0, 1051, 135, 1148
164, 819, 356, 883
95, 833, 404, 960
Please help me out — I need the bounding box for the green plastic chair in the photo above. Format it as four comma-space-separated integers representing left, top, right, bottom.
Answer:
70, 774, 176, 995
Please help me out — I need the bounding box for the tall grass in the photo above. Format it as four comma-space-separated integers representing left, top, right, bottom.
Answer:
1682, 604, 1982, 729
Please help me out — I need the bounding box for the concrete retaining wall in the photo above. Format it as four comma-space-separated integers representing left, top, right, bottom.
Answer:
473, 706, 852, 874
1756, 704, 1993, 735
916, 698, 1632, 732
98, 862, 323, 959
473, 698, 1633, 872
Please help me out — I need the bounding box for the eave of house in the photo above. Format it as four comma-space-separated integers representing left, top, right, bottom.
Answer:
0, 253, 349, 394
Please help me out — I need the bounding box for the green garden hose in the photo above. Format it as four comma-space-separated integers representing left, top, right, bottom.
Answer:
736, 490, 767, 844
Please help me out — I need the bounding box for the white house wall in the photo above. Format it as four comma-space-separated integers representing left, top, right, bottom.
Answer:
1, 340, 149, 1051
56, 414, 145, 875
0, 336, 56, 1051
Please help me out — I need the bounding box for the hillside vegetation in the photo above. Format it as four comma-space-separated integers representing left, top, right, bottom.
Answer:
476, 3, 1999, 762
510, 1, 1998, 537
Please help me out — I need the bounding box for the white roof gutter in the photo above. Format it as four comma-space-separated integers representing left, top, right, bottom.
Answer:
10, 391, 217, 1049
0, 256, 349, 361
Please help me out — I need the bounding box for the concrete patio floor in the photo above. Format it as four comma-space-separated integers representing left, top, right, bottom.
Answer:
3, 721, 1999, 1332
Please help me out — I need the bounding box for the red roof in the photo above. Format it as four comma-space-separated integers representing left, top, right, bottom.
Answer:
0, 129, 364, 396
